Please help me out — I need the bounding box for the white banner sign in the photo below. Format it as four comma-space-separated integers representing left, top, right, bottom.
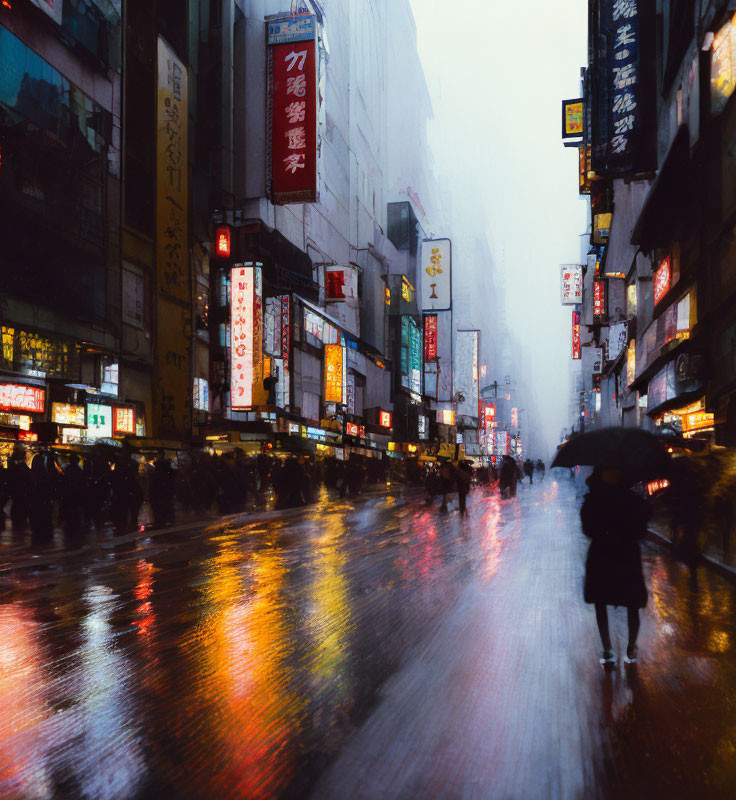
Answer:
421, 239, 452, 311
560, 264, 583, 305
231, 265, 262, 409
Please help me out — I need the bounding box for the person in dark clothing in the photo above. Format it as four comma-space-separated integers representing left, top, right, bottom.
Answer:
438, 461, 455, 512
523, 458, 534, 485
536, 459, 546, 481
457, 461, 473, 514
30, 451, 58, 545
581, 467, 649, 666
499, 456, 517, 499
7, 451, 32, 533
150, 455, 176, 528
61, 454, 86, 542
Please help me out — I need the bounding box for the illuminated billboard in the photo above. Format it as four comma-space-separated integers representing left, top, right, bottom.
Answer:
421, 239, 452, 311
0, 383, 45, 414
653, 256, 671, 306
324, 344, 345, 403
231, 265, 264, 409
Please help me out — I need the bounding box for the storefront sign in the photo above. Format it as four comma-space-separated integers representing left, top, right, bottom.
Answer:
421, 239, 452, 311
401, 277, 415, 303
268, 14, 316, 45
51, 402, 85, 427
289, 422, 300, 435
561, 98, 584, 138
511, 408, 519, 427
593, 213, 612, 244
0, 383, 45, 414
592, 0, 655, 175
156, 37, 191, 437
593, 281, 606, 319
215, 227, 231, 258
627, 339, 636, 385
572, 310, 581, 359
345, 422, 359, 437
410, 319, 422, 397
682, 410, 715, 434
424, 314, 438, 361
87, 403, 113, 439
560, 265, 583, 304
712, 13, 736, 115
113, 407, 136, 435
379, 410, 392, 428
231, 265, 266, 409
269, 16, 319, 204
324, 344, 344, 404
484, 404, 495, 428
193, 378, 209, 411
653, 256, 671, 306
579, 145, 594, 195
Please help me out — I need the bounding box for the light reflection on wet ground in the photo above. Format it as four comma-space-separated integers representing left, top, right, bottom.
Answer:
1, 483, 736, 798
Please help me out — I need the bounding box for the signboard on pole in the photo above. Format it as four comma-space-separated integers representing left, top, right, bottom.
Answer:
424, 314, 438, 361
561, 98, 584, 138
560, 265, 583, 304
572, 310, 581, 359
421, 239, 452, 311
231, 265, 266, 409
268, 16, 319, 204
324, 344, 344, 403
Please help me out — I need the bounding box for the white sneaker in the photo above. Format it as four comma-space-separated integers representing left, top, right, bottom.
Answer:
599, 650, 616, 666
624, 646, 638, 664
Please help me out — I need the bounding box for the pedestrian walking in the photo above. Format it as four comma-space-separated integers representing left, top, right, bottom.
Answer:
60, 454, 86, 542
523, 458, 534, 485
581, 467, 649, 665
457, 460, 472, 515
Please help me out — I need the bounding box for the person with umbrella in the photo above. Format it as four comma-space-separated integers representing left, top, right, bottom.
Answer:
553, 428, 669, 665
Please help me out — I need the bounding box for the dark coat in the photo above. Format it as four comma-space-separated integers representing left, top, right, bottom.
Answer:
581, 483, 649, 608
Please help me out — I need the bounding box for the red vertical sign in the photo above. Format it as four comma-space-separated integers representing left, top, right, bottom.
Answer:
593, 281, 606, 319
572, 310, 581, 359
270, 34, 318, 204
424, 314, 438, 361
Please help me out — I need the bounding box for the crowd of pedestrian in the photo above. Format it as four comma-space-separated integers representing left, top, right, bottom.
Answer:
0, 445, 390, 546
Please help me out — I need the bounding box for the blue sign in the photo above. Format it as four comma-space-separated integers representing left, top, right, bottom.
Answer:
268, 15, 316, 45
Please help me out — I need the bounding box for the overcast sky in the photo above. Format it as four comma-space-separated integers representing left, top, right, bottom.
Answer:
410, 0, 588, 456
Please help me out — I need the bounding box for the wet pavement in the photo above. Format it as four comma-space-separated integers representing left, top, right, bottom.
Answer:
1, 481, 736, 799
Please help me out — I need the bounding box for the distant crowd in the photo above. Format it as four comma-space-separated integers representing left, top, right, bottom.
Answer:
0, 447, 389, 546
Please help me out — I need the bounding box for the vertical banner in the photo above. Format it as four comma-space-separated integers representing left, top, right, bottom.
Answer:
593, 280, 606, 319
572, 310, 581, 359
156, 38, 191, 437
424, 314, 438, 361
421, 239, 452, 311
324, 344, 344, 403
410, 319, 423, 397
560, 265, 583, 304
268, 16, 319, 204
592, 1, 655, 175
231, 265, 267, 409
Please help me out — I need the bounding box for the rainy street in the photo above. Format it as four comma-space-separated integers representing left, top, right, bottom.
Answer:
1, 481, 735, 800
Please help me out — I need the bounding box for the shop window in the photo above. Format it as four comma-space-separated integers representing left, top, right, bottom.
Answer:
101, 360, 119, 396
122, 267, 145, 328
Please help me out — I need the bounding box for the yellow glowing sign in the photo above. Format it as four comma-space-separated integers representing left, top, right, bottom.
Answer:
51, 402, 85, 427
439, 409, 455, 426
324, 344, 343, 403
626, 340, 636, 387
682, 410, 715, 433
401, 277, 415, 303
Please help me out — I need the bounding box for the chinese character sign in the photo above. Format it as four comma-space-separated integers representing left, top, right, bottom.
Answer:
0, 383, 45, 414
572, 311, 581, 359
653, 256, 671, 306
593, 280, 606, 318
156, 37, 191, 437
560, 265, 583, 304
113, 407, 136, 435
561, 98, 584, 138
424, 314, 438, 361
421, 239, 452, 311
52, 403, 85, 426
593, 0, 655, 175
269, 18, 318, 204
324, 344, 344, 404
230, 265, 264, 410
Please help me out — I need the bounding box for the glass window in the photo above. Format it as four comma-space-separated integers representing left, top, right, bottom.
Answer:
122, 267, 145, 328
0, 27, 111, 154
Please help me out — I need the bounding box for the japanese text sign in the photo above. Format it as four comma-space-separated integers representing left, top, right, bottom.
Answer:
215, 227, 231, 258
231, 265, 264, 410
593, 0, 655, 175
593, 280, 606, 319
560, 265, 583, 304
653, 256, 671, 306
379, 410, 392, 428
562, 98, 584, 138
424, 314, 438, 361
421, 239, 452, 311
113, 407, 136, 435
0, 383, 45, 414
269, 17, 318, 204
324, 344, 344, 404
572, 311, 581, 359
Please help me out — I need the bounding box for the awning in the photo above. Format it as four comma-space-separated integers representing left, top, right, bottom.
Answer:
631, 126, 691, 250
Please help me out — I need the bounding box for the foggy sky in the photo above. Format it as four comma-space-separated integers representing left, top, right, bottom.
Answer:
410, 0, 588, 457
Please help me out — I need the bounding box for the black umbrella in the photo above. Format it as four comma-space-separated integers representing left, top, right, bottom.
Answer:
552, 427, 671, 478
